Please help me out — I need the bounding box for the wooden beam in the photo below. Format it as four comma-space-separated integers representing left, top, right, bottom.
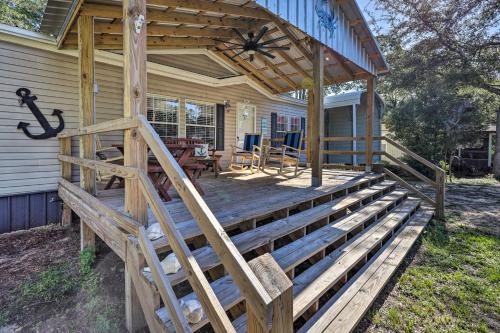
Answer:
211, 50, 274, 94
311, 41, 324, 187
215, 45, 284, 93
148, 0, 270, 20
306, 89, 313, 164
80, 4, 256, 29
254, 54, 299, 90
78, 15, 96, 251
72, 23, 235, 38
65, 34, 217, 48
123, 0, 149, 331
57, 0, 84, 49
59, 118, 138, 138
366, 76, 375, 170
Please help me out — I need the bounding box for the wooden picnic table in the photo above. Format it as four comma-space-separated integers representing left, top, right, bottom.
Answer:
104, 143, 206, 201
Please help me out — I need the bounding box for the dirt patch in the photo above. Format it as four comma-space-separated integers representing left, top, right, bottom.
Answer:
0, 224, 127, 332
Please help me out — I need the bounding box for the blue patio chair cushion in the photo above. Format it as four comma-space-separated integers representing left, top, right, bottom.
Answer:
283, 132, 301, 150
243, 134, 261, 152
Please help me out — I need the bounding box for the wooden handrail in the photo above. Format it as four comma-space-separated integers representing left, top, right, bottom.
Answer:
58, 117, 138, 138
58, 155, 136, 179
381, 136, 444, 172
320, 135, 445, 219
59, 179, 141, 236
137, 171, 235, 333
136, 226, 192, 333
382, 168, 436, 206
381, 152, 437, 187
137, 115, 275, 330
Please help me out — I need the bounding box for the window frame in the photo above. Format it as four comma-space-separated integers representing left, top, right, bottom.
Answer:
146, 93, 180, 140
184, 99, 217, 147
289, 115, 301, 131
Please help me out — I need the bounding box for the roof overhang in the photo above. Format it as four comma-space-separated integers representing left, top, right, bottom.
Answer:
41, 0, 389, 95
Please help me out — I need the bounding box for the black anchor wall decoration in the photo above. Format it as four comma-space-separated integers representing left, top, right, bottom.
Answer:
16, 88, 65, 140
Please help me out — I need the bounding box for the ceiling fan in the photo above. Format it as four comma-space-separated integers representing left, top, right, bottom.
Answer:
215, 26, 290, 62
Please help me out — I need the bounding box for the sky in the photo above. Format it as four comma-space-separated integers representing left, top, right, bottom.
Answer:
355, 0, 390, 34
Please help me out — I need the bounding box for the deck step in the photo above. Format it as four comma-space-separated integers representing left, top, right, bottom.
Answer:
298, 206, 434, 333
143, 180, 397, 288
150, 173, 386, 251
230, 199, 423, 332
155, 188, 413, 332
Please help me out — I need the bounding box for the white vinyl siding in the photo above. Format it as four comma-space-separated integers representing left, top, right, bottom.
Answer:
0, 40, 306, 196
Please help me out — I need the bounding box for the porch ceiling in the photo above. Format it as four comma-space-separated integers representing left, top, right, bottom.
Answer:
57, 0, 376, 94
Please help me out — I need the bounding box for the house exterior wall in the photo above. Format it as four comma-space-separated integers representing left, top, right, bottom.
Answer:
324, 93, 382, 165
0, 40, 307, 231
325, 105, 353, 164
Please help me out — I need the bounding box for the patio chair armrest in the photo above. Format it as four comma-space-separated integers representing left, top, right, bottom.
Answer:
263, 145, 283, 152
230, 144, 244, 153
282, 145, 300, 152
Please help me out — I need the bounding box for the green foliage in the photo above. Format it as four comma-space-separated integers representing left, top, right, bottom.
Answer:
0, 0, 47, 31
367, 0, 500, 163
20, 264, 78, 303
369, 216, 500, 332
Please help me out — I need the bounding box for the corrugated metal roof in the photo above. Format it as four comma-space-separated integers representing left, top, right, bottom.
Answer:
40, 0, 77, 37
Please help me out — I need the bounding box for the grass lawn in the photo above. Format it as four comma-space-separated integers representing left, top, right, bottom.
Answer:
360, 180, 500, 333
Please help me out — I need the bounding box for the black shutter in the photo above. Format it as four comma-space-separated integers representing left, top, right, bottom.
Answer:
271, 112, 277, 147
216, 104, 225, 151
301, 117, 306, 150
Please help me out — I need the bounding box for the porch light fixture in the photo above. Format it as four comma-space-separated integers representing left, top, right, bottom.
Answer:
224, 100, 231, 113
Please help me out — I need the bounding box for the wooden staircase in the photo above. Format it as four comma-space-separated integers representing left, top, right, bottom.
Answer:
58, 117, 440, 333
137, 177, 433, 333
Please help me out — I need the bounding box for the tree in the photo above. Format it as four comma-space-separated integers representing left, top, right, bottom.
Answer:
368, 0, 500, 174
0, 0, 46, 32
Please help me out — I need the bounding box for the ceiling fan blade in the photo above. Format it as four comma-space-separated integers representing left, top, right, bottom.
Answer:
260, 46, 291, 51
230, 50, 247, 59
253, 26, 269, 43
256, 49, 276, 59
213, 38, 245, 46
259, 35, 288, 46
232, 28, 248, 44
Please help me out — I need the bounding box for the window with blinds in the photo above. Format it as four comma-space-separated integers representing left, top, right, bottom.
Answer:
185, 100, 216, 147
147, 95, 179, 140
277, 114, 289, 139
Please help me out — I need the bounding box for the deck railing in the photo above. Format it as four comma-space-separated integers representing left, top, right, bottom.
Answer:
58, 117, 292, 333
321, 136, 445, 219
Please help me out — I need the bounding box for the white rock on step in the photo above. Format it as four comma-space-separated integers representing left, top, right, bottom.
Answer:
143, 253, 181, 275
146, 223, 164, 240
180, 299, 204, 324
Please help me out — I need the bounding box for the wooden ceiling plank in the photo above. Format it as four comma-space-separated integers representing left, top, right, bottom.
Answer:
147, 0, 270, 20
254, 54, 299, 90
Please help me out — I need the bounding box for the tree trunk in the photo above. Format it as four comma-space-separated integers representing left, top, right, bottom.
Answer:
494, 109, 500, 179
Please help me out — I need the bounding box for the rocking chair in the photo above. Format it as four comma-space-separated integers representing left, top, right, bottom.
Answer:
229, 133, 263, 173
262, 130, 304, 177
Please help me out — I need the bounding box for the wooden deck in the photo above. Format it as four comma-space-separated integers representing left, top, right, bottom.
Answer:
97, 168, 380, 231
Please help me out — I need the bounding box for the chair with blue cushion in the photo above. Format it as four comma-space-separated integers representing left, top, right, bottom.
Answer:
229, 133, 263, 173
262, 130, 304, 177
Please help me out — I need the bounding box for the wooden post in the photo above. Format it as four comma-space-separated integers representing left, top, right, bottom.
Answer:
123, 0, 148, 331
60, 137, 72, 226
365, 76, 375, 171
78, 15, 96, 250
247, 254, 293, 333
311, 42, 324, 187
123, 0, 148, 225
306, 89, 313, 165
435, 169, 445, 220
